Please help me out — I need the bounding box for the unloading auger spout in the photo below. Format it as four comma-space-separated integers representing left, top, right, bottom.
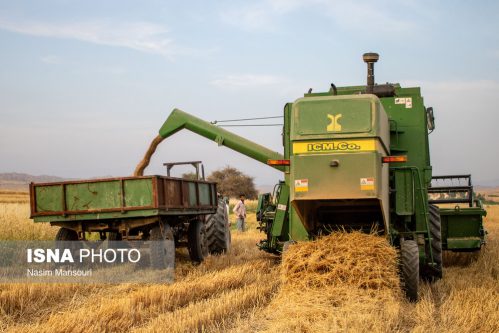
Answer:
133, 108, 285, 176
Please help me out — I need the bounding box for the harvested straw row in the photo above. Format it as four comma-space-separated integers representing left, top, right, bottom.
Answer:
237, 231, 403, 333
281, 231, 400, 292
0, 284, 100, 321
133, 278, 279, 333
11, 260, 274, 333
0, 284, 136, 330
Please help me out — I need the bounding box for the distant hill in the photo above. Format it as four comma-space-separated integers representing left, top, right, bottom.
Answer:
0, 172, 68, 191
0, 172, 67, 183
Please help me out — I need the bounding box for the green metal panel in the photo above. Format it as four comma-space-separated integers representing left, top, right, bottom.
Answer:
294, 98, 372, 135
447, 238, 481, 250
271, 184, 289, 237
440, 207, 486, 250
291, 152, 382, 201
394, 169, 415, 216
33, 178, 154, 222
290, 95, 389, 151
35, 185, 63, 212
65, 181, 122, 211
124, 178, 153, 207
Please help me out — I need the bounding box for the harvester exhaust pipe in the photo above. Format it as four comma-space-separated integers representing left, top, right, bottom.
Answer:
363, 52, 379, 94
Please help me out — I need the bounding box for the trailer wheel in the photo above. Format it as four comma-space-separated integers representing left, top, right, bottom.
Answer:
188, 218, 208, 263
426, 204, 443, 280
401, 239, 419, 302
150, 223, 175, 270
55, 227, 78, 241
206, 199, 231, 254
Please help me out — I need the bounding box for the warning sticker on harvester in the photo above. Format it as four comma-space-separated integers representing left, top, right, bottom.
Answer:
394, 97, 413, 109
277, 204, 287, 211
295, 179, 309, 192
360, 177, 375, 191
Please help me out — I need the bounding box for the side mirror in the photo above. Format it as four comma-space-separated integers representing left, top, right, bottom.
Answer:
426, 107, 435, 132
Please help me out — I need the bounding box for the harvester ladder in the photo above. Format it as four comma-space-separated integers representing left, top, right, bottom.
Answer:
392, 166, 435, 266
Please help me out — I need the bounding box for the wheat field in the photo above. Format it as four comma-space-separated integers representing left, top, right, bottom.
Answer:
0, 191, 498, 332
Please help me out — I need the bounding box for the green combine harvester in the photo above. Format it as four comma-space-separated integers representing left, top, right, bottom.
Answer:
30, 53, 486, 300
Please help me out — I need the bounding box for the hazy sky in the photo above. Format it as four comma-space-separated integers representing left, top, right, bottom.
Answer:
1, 0, 498, 185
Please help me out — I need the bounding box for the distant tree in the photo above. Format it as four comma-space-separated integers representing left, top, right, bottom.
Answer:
181, 172, 198, 180
207, 166, 258, 199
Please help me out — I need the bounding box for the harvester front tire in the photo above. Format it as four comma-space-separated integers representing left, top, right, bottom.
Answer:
150, 223, 175, 270
206, 199, 231, 254
55, 227, 78, 241
427, 204, 443, 280
401, 239, 419, 302
188, 219, 208, 263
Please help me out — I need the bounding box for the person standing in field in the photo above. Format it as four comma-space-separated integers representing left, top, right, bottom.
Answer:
233, 194, 246, 232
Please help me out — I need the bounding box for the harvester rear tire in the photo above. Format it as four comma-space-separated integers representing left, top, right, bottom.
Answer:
401, 239, 419, 302
150, 223, 175, 270
55, 227, 78, 241
427, 204, 443, 280
188, 219, 208, 263
206, 199, 231, 254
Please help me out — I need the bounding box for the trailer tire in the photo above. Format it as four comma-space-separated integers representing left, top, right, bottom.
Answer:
401, 239, 419, 302
206, 199, 231, 254
55, 227, 78, 241
427, 204, 443, 280
150, 223, 175, 270
188, 218, 208, 263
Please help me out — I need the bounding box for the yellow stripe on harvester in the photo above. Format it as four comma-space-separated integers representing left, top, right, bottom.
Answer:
293, 139, 376, 154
